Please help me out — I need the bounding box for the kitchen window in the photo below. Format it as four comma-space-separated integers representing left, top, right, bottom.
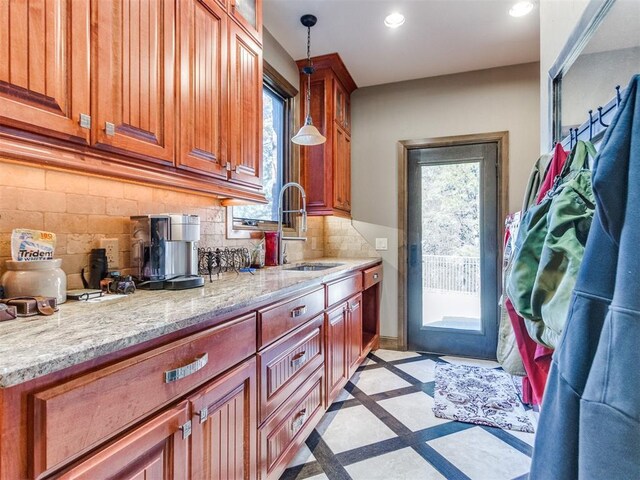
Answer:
229, 62, 298, 237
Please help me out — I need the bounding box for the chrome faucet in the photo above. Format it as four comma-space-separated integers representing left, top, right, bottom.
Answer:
277, 182, 308, 265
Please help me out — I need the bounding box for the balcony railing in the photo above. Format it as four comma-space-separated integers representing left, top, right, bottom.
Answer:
423, 255, 480, 294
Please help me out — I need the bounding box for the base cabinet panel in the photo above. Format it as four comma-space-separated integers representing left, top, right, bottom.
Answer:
325, 303, 348, 406
258, 366, 324, 480
347, 293, 363, 378
56, 402, 190, 480
190, 357, 257, 480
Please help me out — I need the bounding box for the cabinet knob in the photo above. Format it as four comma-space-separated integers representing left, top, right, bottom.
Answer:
373, 273, 379, 280
105, 122, 116, 136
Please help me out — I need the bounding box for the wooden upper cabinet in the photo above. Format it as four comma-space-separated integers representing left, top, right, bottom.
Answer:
298, 53, 356, 217
177, 0, 228, 179
228, 21, 263, 189
0, 0, 90, 144
229, 0, 262, 44
332, 124, 351, 213
190, 357, 257, 480
57, 402, 190, 480
92, 0, 175, 164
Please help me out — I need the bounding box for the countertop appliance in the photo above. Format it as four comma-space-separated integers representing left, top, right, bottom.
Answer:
131, 214, 204, 290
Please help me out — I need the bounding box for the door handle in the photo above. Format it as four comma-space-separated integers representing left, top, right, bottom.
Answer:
290, 351, 307, 368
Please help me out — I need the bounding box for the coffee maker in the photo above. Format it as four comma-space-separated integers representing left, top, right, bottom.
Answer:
131, 214, 204, 290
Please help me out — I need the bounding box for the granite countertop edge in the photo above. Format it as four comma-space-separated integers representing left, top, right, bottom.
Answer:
0, 257, 381, 388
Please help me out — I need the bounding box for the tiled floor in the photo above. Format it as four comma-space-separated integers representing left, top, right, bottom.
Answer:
279, 350, 537, 480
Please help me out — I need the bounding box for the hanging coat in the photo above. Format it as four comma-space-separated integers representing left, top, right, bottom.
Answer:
530, 74, 640, 480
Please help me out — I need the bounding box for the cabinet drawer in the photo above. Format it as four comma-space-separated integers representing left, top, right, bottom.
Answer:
326, 272, 362, 307
259, 366, 324, 480
259, 287, 325, 348
32, 314, 257, 476
363, 264, 383, 290
258, 315, 324, 424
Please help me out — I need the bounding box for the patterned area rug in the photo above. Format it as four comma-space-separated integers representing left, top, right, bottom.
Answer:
433, 363, 535, 433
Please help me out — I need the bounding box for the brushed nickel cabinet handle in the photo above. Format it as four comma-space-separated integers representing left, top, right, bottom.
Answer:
105, 122, 115, 136
291, 408, 308, 432
349, 302, 360, 312
290, 305, 307, 318
164, 353, 208, 383
290, 351, 307, 368
373, 273, 379, 280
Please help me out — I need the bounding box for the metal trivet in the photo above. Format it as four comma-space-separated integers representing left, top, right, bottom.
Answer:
197, 247, 251, 282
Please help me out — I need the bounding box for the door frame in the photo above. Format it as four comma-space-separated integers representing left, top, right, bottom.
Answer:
396, 131, 509, 351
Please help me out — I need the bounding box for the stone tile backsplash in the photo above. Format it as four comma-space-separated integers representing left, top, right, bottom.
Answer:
0, 161, 377, 289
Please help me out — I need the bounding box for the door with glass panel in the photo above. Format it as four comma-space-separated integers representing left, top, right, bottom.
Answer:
407, 143, 499, 358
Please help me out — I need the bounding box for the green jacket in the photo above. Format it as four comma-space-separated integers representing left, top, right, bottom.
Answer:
507, 141, 596, 348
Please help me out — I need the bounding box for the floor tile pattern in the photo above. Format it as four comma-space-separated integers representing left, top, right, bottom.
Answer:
280, 350, 536, 480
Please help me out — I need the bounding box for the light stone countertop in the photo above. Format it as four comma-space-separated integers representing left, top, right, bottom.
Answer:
0, 258, 381, 388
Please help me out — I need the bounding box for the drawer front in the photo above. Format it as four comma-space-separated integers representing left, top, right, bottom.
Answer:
258, 315, 324, 424
259, 287, 325, 348
259, 367, 324, 480
32, 314, 257, 476
363, 264, 383, 290
326, 272, 362, 307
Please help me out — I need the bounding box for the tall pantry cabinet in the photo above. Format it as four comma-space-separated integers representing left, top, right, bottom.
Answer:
296, 53, 357, 217
0, 0, 265, 203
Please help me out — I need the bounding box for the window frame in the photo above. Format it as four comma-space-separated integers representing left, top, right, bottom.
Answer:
227, 61, 299, 239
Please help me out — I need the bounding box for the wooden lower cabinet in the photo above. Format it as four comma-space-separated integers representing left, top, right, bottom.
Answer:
325, 302, 348, 406
190, 357, 257, 480
347, 293, 363, 378
56, 402, 190, 480
258, 366, 325, 480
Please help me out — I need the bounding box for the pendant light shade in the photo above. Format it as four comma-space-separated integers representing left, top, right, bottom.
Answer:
292, 14, 326, 146
292, 118, 326, 146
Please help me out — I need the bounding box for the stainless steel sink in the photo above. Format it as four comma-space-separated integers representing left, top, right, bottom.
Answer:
283, 263, 343, 272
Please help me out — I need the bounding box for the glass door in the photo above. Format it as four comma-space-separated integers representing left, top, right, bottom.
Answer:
407, 143, 499, 358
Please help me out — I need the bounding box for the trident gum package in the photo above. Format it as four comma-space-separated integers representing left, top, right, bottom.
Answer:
11, 229, 57, 261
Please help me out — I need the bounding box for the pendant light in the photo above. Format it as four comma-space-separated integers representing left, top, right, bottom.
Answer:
292, 14, 326, 146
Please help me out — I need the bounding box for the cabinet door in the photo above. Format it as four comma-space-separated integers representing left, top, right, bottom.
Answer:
93, 0, 175, 164
190, 357, 257, 480
325, 303, 348, 405
177, 0, 227, 179
228, 21, 263, 188
332, 124, 351, 213
58, 402, 189, 480
347, 293, 363, 378
229, 0, 262, 44
0, 0, 90, 144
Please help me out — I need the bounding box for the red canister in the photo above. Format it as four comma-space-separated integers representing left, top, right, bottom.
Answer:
264, 232, 279, 266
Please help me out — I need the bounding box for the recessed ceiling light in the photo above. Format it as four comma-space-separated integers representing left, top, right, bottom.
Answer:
509, 1, 534, 17
384, 12, 405, 28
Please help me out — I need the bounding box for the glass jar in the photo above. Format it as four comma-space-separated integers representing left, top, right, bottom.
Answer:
1, 259, 67, 303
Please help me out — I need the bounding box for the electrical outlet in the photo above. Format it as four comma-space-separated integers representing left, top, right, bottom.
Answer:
375, 238, 388, 251
100, 238, 119, 269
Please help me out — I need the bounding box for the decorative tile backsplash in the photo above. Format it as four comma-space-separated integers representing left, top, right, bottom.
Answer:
0, 161, 376, 289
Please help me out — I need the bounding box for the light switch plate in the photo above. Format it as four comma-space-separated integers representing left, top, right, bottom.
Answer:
100, 238, 119, 269
375, 238, 388, 251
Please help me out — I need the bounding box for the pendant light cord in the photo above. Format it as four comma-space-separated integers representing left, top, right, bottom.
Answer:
305, 25, 312, 122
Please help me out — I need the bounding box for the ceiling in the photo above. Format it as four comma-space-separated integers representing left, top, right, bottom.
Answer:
263, 0, 540, 88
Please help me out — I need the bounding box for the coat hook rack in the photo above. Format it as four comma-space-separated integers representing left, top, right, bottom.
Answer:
597, 106, 609, 128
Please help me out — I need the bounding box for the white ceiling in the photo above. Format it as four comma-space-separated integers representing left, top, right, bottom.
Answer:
263, 0, 540, 88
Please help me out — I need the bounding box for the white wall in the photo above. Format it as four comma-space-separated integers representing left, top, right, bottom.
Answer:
350, 63, 540, 338
263, 27, 299, 88
539, 0, 591, 150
